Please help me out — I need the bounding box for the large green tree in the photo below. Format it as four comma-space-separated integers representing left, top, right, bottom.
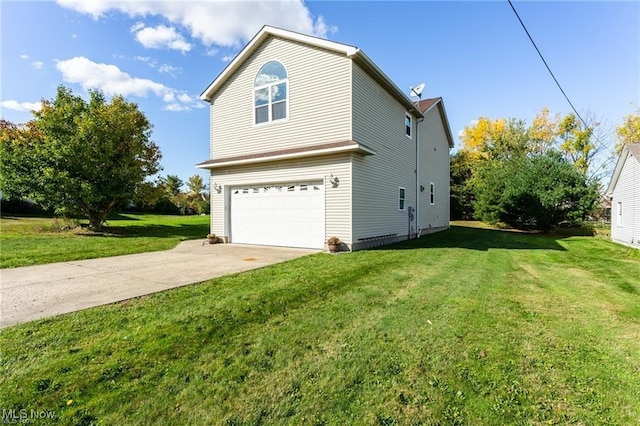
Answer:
0, 86, 162, 230
474, 151, 598, 230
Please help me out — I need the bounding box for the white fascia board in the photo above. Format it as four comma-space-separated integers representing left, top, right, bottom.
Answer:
437, 101, 455, 148
200, 25, 357, 101
606, 147, 629, 196
196, 144, 376, 170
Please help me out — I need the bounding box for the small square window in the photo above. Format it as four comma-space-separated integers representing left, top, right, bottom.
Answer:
405, 113, 412, 138
399, 187, 406, 211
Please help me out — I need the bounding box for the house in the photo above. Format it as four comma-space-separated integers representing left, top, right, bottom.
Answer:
197, 26, 454, 250
606, 144, 640, 249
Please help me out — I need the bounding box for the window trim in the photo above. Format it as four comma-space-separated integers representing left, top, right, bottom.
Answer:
253, 60, 289, 126
429, 182, 435, 205
405, 113, 412, 138
398, 187, 406, 211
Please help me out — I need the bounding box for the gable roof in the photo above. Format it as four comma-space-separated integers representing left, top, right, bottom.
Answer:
606, 143, 640, 196
416, 97, 455, 148
200, 25, 423, 118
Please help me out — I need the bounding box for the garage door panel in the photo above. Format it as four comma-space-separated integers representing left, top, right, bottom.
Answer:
230, 181, 325, 249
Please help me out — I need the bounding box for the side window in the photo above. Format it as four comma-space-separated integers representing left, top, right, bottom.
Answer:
398, 187, 406, 211
254, 60, 288, 125
405, 113, 412, 138
429, 182, 435, 205
617, 201, 622, 226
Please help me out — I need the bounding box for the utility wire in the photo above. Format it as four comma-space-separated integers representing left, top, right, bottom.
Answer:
507, 0, 589, 129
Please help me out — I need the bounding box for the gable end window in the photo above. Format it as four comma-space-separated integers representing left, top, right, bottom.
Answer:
429, 182, 435, 205
405, 113, 412, 138
254, 60, 288, 125
398, 187, 406, 211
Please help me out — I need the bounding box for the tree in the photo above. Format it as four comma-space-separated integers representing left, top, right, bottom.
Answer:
164, 175, 184, 197
0, 86, 162, 231
187, 174, 207, 200
0, 119, 43, 199
615, 108, 640, 152
450, 150, 476, 220
474, 151, 598, 230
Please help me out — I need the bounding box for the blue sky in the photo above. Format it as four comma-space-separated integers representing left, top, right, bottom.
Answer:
2, 1, 638, 184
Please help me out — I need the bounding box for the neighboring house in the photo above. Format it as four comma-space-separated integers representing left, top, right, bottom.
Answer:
197, 26, 454, 250
606, 144, 640, 249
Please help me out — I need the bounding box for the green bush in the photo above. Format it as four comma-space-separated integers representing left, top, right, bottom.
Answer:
474, 151, 599, 230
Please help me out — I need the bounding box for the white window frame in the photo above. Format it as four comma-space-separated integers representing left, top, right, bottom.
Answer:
617, 201, 623, 226
429, 182, 435, 205
405, 113, 412, 138
398, 187, 406, 211
253, 61, 289, 126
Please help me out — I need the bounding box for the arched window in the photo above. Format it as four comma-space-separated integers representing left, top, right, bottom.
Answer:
254, 61, 288, 124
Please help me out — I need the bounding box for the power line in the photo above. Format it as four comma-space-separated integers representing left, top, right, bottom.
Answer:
507, 0, 589, 129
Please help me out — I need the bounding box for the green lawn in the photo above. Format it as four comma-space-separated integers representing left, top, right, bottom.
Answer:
0, 214, 210, 268
1, 224, 639, 424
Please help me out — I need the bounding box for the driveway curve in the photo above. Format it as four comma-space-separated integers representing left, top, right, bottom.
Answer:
0, 241, 318, 328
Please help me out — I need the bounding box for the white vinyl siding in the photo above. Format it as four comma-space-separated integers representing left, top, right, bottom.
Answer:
610, 152, 640, 248
418, 105, 450, 232
351, 63, 417, 240
210, 37, 351, 158
209, 154, 352, 245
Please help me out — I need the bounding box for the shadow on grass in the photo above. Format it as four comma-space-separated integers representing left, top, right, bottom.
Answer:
79, 223, 209, 239
376, 225, 567, 252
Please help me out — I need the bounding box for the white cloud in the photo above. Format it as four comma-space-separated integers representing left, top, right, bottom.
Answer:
133, 24, 192, 53
55, 56, 201, 111
1, 100, 42, 112
158, 63, 181, 76
56, 56, 166, 97
313, 15, 337, 39
56, 0, 336, 47
32, 61, 44, 70
221, 54, 234, 63
19, 54, 29, 60
130, 21, 145, 32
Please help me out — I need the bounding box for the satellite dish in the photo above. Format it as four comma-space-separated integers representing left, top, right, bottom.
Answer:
410, 83, 425, 99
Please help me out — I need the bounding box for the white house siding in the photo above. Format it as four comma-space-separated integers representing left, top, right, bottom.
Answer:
418, 105, 450, 234
209, 37, 352, 158
611, 153, 640, 248
209, 154, 352, 246
351, 63, 419, 247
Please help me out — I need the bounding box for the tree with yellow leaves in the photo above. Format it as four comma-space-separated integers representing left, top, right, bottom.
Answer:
615, 108, 640, 152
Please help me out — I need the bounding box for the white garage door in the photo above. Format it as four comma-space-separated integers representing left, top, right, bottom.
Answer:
230, 181, 325, 249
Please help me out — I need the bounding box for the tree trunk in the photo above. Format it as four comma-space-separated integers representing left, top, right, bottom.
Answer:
88, 215, 104, 232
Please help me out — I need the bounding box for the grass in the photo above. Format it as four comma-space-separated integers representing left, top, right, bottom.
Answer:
0, 214, 210, 268
1, 223, 640, 424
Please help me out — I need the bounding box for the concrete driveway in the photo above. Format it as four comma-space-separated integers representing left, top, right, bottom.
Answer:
0, 241, 318, 328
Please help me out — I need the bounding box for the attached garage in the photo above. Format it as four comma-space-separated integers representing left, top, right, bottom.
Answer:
230, 181, 325, 248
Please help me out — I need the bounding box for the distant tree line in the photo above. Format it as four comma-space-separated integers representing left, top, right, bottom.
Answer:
128, 174, 210, 215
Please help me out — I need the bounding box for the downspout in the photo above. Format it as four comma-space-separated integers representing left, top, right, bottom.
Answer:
416, 116, 424, 238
